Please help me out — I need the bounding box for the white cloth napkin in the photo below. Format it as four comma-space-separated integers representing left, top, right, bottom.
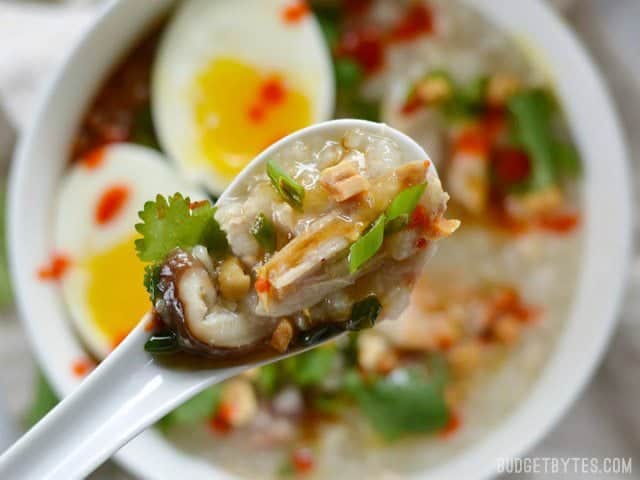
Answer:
0, 1, 637, 479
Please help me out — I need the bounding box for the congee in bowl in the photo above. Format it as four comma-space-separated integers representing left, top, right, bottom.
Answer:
36, 0, 584, 478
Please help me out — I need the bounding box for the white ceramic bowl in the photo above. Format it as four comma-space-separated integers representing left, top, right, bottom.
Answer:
8, 0, 631, 479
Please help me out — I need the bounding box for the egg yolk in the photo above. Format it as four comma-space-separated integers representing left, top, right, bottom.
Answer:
86, 236, 149, 348
192, 57, 312, 180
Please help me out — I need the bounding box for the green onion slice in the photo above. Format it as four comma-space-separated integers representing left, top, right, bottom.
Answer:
267, 159, 305, 209
144, 331, 179, 354
384, 182, 427, 233
349, 214, 386, 274
251, 213, 277, 253
346, 294, 382, 331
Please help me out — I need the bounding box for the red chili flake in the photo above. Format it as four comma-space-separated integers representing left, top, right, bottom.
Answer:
260, 76, 287, 105
439, 411, 462, 439
454, 127, 490, 157
209, 404, 234, 435
424, 159, 431, 170
538, 212, 580, 234
292, 447, 315, 474
388, 3, 434, 43
401, 95, 423, 116
247, 103, 266, 123
337, 27, 385, 74
38, 254, 72, 281
71, 357, 96, 378
494, 148, 530, 184
255, 277, 271, 293
81, 146, 106, 170
95, 184, 130, 225
415, 237, 428, 249
409, 204, 428, 229
282, 1, 309, 24
189, 200, 209, 210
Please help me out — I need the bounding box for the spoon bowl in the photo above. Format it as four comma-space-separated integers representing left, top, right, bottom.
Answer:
0, 119, 434, 479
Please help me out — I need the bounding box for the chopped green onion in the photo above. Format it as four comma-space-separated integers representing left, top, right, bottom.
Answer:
251, 213, 277, 253
144, 331, 179, 354
335, 58, 364, 90
553, 141, 581, 178
507, 89, 557, 190
384, 182, 427, 233
267, 159, 305, 209
349, 214, 386, 274
346, 294, 382, 331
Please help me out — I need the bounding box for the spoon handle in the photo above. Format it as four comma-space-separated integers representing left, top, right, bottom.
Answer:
0, 316, 235, 479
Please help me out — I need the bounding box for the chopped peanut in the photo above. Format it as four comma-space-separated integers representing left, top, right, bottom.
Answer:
219, 256, 250, 301
448, 340, 481, 377
487, 73, 521, 106
270, 318, 294, 353
220, 378, 258, 427
433, 218, 461, 237
320, 159, 370, 202
358, 331, 397, 373
416, 77, 453, 104
493, 314, 521, 345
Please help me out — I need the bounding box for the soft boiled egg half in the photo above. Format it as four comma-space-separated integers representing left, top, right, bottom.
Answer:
52, 143, 206, 359
152, 0, 334, 195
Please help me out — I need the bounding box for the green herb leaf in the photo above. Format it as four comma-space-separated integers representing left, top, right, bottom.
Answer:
135, 194, 228, 263
25, 372, 58, 428
349, 214, 386, 273
345, 367, 450, 441
335, 58, 364, 90
553, 141, 581, 178
255, 363, 279, 396
508, 89, 557, 190
158, 386, 222, 430
346, 294, 382, 331
144, 330, 179, 354
251, 213, 277, 253
384, 182, 427, 233
267, 160, 305, 209
143, 263, 161, 303
282, 347, 337, 387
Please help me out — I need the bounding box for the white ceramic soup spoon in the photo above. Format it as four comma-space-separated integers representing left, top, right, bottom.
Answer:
0, 119, 436, 479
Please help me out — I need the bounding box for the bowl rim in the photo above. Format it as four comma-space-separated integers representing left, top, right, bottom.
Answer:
7, 0, 632, 479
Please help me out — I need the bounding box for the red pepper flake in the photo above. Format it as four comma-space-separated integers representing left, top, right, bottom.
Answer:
494, 148, 530, 184
38, 254, 72, 281
388, 3, 434, 43
337, 27, 385, 74
415, 237, 428, 249
209, 404, 234, 435
538, 212, 580, 234
255, 277, 271, 293
71, 357, 96, 378
81, 146, 106, 170
454, 127, 490, 157
282, 1, 309, 24
409, 204, 428, 229
401, 95, 423, 116
189, 200, 209, 210
247, 103, 266, 124
95, 184, 130, 226
423, 159, 431, 170
439, 411, 462, 439
260, 76, 287, 105
292, 447, 314, 474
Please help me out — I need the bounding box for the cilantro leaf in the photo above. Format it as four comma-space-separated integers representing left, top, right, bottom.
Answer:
135, 194, 228, 263
143, 263, 161, 302
345, 365, 450, 441
282, 347, 337, 387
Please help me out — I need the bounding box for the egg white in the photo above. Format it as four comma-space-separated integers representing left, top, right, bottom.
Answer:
54, 143, 206, 359
152, 0, 334, 195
